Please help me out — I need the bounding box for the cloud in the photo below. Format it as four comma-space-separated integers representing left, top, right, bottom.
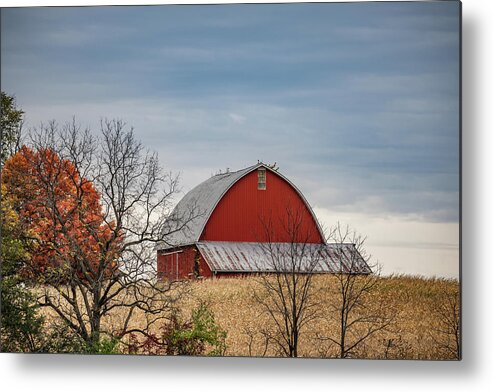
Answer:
313, 207, 459, 278
1, 2, 460, 278
228, 113, 246, 125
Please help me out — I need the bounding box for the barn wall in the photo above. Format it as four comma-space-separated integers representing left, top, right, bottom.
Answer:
157, 246, 212, 280
200, 169, 324, 243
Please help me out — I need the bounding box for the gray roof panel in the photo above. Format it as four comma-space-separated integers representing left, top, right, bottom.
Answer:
196, 241, 372, 274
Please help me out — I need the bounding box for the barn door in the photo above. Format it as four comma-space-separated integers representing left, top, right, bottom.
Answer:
162, 250, 181, 280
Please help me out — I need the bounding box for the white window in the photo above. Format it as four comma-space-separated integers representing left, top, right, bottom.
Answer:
258, 168, 266, 190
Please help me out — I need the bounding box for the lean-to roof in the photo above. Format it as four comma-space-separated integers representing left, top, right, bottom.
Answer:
196, 241, 371, 274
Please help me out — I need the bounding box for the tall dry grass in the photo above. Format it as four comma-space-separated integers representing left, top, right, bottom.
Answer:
177, 274, 459, 359
37, 274, 459, 359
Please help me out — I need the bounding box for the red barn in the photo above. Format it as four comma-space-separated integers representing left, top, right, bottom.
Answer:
156, 163, 370, 279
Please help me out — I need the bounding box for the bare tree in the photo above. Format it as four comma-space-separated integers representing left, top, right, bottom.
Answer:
6, 119, 197, 351
430, 287, 460, 360
252, 207, 325, 357
318, 223, 396, 359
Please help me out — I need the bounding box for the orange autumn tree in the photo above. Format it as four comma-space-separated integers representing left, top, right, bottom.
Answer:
2, 145, 120, 283
1, 120, 195, 350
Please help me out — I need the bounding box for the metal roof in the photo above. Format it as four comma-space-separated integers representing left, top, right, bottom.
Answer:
157, 163, 325, 250
196, 241, 372, 274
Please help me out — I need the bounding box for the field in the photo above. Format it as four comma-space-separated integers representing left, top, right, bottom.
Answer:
153, 275, 459, 359
36, 274, 459, 359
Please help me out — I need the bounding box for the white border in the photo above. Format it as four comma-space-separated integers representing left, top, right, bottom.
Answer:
2, 1, 492, 391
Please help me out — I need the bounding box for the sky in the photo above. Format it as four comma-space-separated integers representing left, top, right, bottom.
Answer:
0, 1, 460, 278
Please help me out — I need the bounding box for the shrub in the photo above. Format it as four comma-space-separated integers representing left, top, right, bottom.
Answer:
129, 302, 227, 356
84, 336, 122, 355
0, 276, 45, 352
164, 302, 227, 356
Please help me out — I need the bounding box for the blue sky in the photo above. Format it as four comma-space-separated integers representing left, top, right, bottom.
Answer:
1, 2, 460, 277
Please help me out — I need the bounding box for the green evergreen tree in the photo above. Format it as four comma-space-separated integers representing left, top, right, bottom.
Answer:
1, 91, 24, 166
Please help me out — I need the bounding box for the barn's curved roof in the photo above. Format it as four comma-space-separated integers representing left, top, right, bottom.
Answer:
157, 163, 325, 250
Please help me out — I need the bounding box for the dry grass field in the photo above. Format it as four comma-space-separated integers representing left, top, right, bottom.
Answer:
166, 275, 459, 359
37, 274, 460, 359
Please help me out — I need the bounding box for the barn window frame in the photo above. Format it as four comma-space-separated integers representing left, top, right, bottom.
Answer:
258, 168, 266, 190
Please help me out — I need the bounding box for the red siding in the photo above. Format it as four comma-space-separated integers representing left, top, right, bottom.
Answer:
157, 245, 213, 280
200, 170, 324, 243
